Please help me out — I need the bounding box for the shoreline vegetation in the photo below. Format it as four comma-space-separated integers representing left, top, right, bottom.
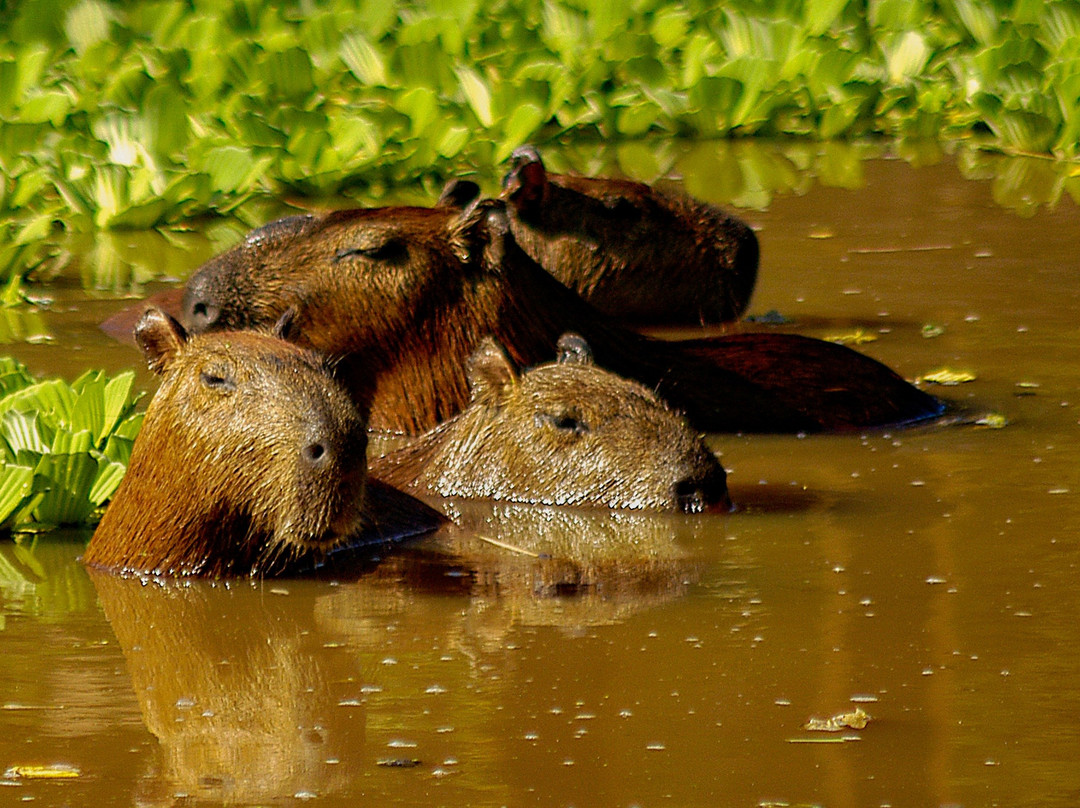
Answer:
2, 0, 1079, 283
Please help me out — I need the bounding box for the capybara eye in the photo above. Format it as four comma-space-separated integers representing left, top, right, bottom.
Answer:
537, 411, 589, 436
200, 370, 235, 392
334, 239, 406, 263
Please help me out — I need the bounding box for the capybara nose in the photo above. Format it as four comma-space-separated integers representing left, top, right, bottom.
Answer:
674, 470, 731, 514
182, 274, 222, 332
186, 299, 220, 332
301, 440, 330, 467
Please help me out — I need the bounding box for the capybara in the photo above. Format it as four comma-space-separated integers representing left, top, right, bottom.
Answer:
180, 198, 943, 436
83, 307, 442, 577
438, 145, 759, 324
370, 334, 730, 513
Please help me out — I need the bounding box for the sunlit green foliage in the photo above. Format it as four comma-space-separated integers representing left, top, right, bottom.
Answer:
0, 357, 144, 532
1, 0, 1078, 285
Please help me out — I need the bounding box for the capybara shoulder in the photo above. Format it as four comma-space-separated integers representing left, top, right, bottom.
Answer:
498, 145, 759, 324
83, 307, 437, 578
369, 335, 730, 513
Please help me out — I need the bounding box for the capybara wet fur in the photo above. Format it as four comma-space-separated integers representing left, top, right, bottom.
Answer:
370, 334, 730, 513
439, 145, 758, 324
83, 307, 441, 578
181, 198, 942, 436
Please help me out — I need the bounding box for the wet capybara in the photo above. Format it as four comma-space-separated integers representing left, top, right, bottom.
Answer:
438, 145, 759, 324
181, 198, 943, 436
83, 307, 442, 577
369, 334, 730, 513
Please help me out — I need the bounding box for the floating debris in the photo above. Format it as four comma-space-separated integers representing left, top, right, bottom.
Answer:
921, 323, 946, 338
803, 707, 871, 732
745, 309, 791, 325
3, 764, 81, 780
918, 368, 976, 386
824, 328, 878, 345
976, 413, 1008, 429
377, 758, 421, 768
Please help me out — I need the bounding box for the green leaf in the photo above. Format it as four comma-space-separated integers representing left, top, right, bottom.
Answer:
0, 464, 35, 525
456, 66, 494, 128
341, 33, 388, 86
2, 410, 51, 457
31, 451, 100, 525
88, 456, 126, 506
498, 104, 546, 161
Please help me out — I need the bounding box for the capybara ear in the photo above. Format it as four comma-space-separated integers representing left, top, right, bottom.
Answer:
466, 337, 519, 407
135, 306, 188, 375
502, 145, 548, 214
447, 197, 498, 265
556, 332, 594, 366
272, 307, 299, 341
437, 179, 481, 209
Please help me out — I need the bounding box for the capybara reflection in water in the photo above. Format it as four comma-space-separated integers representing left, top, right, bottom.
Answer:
439, 145, 759, 324
83, 307, 442, 578
181, 198, 942, 436
370, 334, 730, 513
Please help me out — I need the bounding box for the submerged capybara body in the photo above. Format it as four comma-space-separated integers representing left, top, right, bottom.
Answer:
83, 308, 441, 577
369, 335, 730, 513
181, 199, 942, 436
453, 145, 759, 324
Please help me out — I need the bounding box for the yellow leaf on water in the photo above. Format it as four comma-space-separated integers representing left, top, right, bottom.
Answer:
803, 707, 871, 732
4, 764, 81, 779
918, 368, 976, 386
824, 328, 878, 345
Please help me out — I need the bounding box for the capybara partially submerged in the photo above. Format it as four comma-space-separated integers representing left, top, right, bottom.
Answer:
369, 334, 730, 513
83, 307, 442, 577
181, 199, 943, 436
439, 145, 759, 324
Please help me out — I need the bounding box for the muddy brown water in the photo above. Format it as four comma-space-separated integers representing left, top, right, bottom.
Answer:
3, 147, 1080, 806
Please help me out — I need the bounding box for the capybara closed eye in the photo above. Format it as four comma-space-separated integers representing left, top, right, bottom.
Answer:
369, 334, 731, 513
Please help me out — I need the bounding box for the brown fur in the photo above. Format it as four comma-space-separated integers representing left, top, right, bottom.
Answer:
84, 307, 441, 577
439, 145, 759, 324
181, 200, 943, 436
369, 335, 730, 512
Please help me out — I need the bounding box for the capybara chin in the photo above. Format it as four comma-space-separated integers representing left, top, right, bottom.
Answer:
83, 308, 439, 578
369, 334, 731, 513
438, 145, 759, 325
180, 197, 943, 436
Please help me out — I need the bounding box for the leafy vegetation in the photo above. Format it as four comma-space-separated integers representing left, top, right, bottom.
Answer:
0, 357, 143, 532
2, 0, 1080, 287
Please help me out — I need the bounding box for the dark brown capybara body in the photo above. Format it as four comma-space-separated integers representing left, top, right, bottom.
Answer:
180, 199, 943, 436
83, 307, 441, 578
439, 145, 759, 324
369, 334, 730, 513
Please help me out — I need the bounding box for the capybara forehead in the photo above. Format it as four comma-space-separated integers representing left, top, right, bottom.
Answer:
181, 331, 331, 377
521, 364, 673, 419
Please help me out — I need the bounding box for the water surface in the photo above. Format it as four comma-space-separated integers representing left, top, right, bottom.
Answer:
2, 146, 1079, 807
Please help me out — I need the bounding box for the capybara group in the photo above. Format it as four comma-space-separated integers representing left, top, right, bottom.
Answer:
370, 334, 730, 513
441, 145, 759, 324
181, 198, 942, 435
83, 307, 441, 577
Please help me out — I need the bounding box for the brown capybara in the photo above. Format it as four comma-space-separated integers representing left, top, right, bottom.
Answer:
438, 145, 759, 324
180, 198, 943, 436
83, 307, 442, 578
369, 334, 730, 513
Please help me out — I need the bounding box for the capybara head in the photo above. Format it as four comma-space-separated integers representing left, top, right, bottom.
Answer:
84, 307, 369, 577
370, 334, 730, 513
496, 145, 760, 324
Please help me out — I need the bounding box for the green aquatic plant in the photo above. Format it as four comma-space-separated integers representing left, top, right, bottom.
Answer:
1, 0, 1079, 288
0, 357, 144, 532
